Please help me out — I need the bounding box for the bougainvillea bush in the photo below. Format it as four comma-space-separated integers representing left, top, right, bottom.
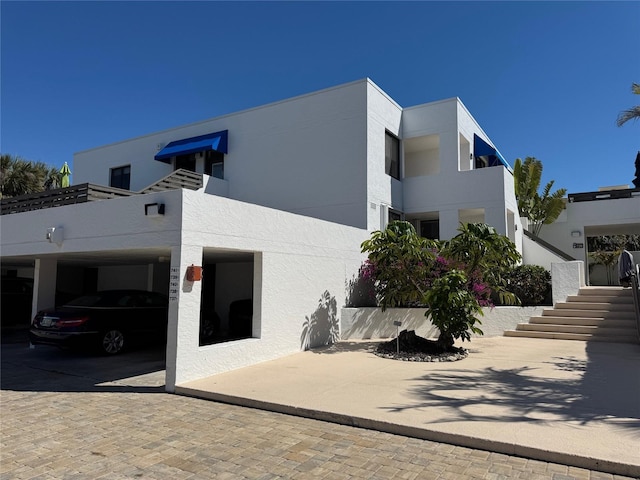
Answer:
361, 221, 521, 350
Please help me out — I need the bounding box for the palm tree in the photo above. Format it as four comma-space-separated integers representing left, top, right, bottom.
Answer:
513, 157, 567, 235
616, 82, 640, 127
0, 154, 60, 198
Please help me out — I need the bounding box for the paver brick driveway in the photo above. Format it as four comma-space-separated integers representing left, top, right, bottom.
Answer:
0, 341, 635, 479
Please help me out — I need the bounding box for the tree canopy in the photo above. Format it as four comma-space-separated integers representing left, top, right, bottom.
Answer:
361, 221, 521, 348
0, 154, 62, 199
616, 82, 640, 127
513, 157, 566, 236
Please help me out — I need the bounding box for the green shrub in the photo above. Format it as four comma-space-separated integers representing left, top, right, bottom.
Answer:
503, 265, 551, 306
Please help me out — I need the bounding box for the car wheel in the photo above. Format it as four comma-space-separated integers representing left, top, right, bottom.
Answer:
101, 329, 125, 355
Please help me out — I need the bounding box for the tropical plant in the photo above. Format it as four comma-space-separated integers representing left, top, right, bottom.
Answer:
589, 250, 622, 286
616, 82, 640, 127
0, 154, 61, 198
423, 269, 484, 349
587, 234, 639, 252
513, 157, 567, 235
360, 221, 438, 310
361, 221, 518, 350
502, 265, 551, 306
441, 223, 521, 305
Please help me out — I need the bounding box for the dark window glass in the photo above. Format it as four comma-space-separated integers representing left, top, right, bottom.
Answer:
110, 165, 131, 190
385, 132, 400, 179
420, 220, 440, 240
388, 210, 402, 223
175, 154, 196, 172
205, 150, 224, 179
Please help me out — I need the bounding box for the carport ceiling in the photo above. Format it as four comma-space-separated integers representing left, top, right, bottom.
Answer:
2, 248, 255, 268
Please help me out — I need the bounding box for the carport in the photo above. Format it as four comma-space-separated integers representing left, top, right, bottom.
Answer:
1, 188, 367, 392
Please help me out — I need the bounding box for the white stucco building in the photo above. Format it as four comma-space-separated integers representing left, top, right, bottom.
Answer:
1, 78, 524, 390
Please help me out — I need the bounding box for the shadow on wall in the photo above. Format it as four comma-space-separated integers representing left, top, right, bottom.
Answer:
341, 308, 439, 341
301, 291, 339, 350
345, 264, 376, 308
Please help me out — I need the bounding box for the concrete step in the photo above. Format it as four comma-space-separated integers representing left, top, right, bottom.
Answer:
566, 295, 634, 304
541, 308, 636, 319
504, 330, 638, 343
556, 301, 635, 311
504, 285, 640, 344
528, 316, 635, 328
515, 322, 636, 336
577, 287, 633, 298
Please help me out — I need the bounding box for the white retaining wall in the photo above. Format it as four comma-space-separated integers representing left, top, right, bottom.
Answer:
340, 306, 544, 340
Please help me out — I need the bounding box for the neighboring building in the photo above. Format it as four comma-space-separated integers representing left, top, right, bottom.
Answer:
530, 186, 640, 284
1, 78, 522, 390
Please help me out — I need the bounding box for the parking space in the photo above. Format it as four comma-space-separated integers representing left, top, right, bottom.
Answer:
0, 341, 166, 393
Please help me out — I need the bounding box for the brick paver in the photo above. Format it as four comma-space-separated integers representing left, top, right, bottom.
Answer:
0, 344, 636, 479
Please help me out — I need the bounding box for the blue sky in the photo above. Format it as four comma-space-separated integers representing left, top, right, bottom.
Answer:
1, 1, 638, 194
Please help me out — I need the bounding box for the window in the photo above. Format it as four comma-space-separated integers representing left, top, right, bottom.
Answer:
388, 209, 403, 223
110, 165, 130, 190
420, 220, 440, 240
205, 150, 224, 179
385, 131, 400, 179
175, 154, 196, 172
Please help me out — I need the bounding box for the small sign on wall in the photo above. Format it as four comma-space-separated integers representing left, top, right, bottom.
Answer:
573, 242, 584, 249
169, 267, 180, 303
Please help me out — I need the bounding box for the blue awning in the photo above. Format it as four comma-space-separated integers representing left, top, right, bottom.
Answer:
473, 134, 511, 170
154, 130, 228, 163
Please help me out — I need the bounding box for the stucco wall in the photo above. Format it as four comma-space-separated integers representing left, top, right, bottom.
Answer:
0, 190, 184, 259
167, 190, 369, 388
365, 80, 403, 230
74, 80, 374, 230
401, 98, 522, 243
341, 306, 543, 340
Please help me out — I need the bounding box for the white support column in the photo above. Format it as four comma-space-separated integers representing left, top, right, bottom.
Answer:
32, 258, 57, 320
439, 209, 460, 240
165, 243, 204, 392
484, 207, 507, 236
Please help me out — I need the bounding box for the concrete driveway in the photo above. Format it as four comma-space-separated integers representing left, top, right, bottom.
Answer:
3, 341, 639, 479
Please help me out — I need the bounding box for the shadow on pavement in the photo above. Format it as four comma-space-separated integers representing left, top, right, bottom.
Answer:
381, 341, 640, 433
1, 338, 166, 393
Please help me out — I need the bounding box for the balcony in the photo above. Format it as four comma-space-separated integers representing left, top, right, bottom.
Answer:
1, 169, 203, 216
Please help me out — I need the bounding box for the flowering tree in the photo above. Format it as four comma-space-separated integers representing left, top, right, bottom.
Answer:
442, 222, 521, 305
361, 221, 519, 349
360, 221, 438, 310
424, 270, 484, 349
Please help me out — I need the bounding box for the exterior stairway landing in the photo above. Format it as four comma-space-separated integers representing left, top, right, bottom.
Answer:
504, 286, 640, 344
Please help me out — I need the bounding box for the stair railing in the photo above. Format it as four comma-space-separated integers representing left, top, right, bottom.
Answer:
632, 264, 640, 343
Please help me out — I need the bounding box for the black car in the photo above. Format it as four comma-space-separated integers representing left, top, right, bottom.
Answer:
30, 290, 168, 355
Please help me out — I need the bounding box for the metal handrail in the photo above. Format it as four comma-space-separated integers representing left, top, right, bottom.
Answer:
632, 264, 640, 343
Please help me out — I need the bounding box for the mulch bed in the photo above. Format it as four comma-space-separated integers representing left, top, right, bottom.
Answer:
374, 330, 468, 362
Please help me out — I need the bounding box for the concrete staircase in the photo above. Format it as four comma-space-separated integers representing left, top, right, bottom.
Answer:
504, 286, 640, 343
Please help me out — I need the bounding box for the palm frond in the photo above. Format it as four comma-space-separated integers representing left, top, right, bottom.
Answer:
616, 106, 640, 127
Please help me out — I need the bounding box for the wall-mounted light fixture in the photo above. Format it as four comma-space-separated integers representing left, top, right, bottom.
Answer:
46, 227, 64, 245
145, 203, 165, 217
571, 230, 581, 237
186, 265, 203, 282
